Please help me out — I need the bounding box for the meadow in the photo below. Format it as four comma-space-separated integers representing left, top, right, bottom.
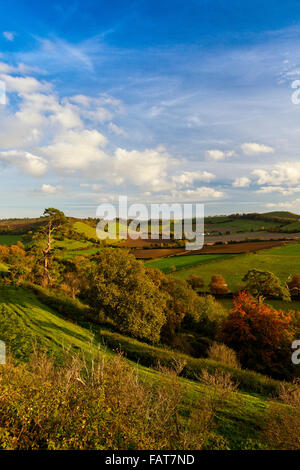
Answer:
145, 253, 233, 273
172, 243, 300, 292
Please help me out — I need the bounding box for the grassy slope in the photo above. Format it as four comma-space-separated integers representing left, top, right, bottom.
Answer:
73, 221, 99, 240
0, 286, 98, 362
0, 234, 23, 246
173, 243, 300, 292
280, 221, 300, 232
0, 284, 269, 449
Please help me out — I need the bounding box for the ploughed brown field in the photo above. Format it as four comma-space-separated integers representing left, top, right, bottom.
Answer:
130, 240, 294, 259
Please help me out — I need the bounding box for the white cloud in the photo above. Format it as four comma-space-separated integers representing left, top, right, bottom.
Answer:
113, 146, 175, 190
0, 74, 50, 94
205, 149, 235, 161
232, 177, 251, 188
265, 200, 300, 209
108, 122, 127, 136
172, 171, 215, 186
241, 142, 274, 156
3, 32, 14, 41
252, 162, 300, 186
0, 150, 47, 176
21, 38, 95, 72
41, 129, 108, 171
41, 184, 62, 194
0, 60, 227, 203
256, 185, 300, 196
169, 187, 225, 202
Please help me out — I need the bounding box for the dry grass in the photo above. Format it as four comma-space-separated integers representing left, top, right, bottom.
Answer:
0, 349, 235, 450
207, 343, 241, 369
264, 379, 300, 449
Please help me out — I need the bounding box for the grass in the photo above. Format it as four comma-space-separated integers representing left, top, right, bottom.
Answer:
280, 221, 300, 232
0, 263, 8, 273
0, 234, 23, 246
0, 285, 99, 363
73, 221, 99, 240
173, 243, 300, 292
146, 254, 233, 273
99, 328, 280, 396
0, 283, 272, 449
60, 247, 102, 259
54, 238, 94, 250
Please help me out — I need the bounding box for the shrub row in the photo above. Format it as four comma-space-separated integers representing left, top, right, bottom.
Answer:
99, 329, 281, 396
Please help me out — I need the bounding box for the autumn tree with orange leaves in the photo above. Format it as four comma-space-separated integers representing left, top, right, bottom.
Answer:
209, 274, 228, 295
222, 291, 294, 379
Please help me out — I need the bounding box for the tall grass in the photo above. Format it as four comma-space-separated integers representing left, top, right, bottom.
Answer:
0, 349, 235, 450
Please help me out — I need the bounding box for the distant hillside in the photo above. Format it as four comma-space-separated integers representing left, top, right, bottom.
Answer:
261, 211, 300, 220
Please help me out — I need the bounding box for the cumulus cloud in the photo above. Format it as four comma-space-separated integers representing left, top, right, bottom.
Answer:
0, 150, 47, 176
252, 162, 300, 186
0, 74, 50, 94
241, 142, 274, 155
113, 146, 175, 190
41, 129, 108, 171
0, 60, 226, 203
172, 171, 215, 187
41, 184, 62, 194
232, 177, 251, 188
205, 149, 235, 161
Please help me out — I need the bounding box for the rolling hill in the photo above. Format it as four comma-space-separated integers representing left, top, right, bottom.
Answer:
0, 283, 276, 449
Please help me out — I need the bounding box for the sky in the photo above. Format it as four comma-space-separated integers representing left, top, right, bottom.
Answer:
1, 1, 300, 217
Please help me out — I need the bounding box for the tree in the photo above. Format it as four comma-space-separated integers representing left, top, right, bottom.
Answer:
187, 274, 204, 290
37, 208, 68, 287
243, 269, 290, 301
61, 256, 90, 298
222, 291, 293, 378
146, 267, 203, 342
209, 275, 228, 294
196, 295, 227, 339
287, 274, 300, 296
85, 249, 167, 342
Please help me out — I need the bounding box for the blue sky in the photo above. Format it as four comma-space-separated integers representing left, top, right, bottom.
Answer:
1, 1, 300, 217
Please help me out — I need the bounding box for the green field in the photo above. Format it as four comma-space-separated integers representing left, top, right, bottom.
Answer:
146, 253, 233, 273
0, 234, 23, 246
172, 243, 300, 292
